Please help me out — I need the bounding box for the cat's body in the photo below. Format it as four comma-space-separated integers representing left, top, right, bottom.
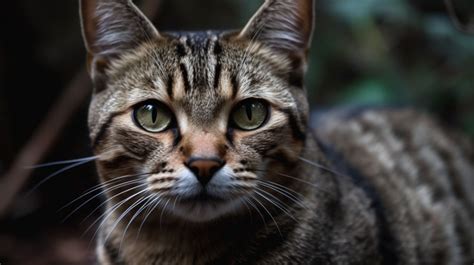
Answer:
79, 0, 474, 264
97, 107, 474, 265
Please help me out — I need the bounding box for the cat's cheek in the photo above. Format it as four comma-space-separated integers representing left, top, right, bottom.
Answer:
228, 144, 263, 172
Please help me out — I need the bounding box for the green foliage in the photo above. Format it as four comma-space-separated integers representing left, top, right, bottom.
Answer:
339, 80, 397, 105
301, 0, 474, 136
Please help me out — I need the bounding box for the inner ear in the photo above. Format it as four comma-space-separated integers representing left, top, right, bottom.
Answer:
80, 0, 161, 92
238, 0, 315, 58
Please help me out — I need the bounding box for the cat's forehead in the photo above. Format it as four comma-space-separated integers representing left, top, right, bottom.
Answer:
165, 31, 230, 97
103, 31, 294, 123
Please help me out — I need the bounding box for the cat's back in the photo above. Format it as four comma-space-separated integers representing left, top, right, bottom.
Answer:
313, 107, 474, 264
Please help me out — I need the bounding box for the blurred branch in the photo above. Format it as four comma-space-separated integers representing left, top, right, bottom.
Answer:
0, 0, 163, 218
444, 0, 474, 34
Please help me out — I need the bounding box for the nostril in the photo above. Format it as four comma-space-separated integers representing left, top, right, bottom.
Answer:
190, 166, 200, 176
209, 165, 220, 176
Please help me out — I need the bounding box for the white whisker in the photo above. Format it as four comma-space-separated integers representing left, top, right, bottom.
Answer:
61, 179, 144, 223
277, 172, 330, 194
159, 199, 171, 228
82, 183, 148, 229
136, 196, 163, 241
103, 194, 151, 245
59, 173, 149, 212
87, 188, 149, 246
28, 156, 98, 169
257, 180, 308, 210
249, 195, 282, 237
119, 194, 156, 252
254, 189, 298, 222
27, 159, 95, 197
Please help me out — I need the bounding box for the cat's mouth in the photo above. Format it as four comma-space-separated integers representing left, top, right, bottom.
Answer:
179, 190, 227, 204
165, 188, 245, 222
150, 167, 250, 222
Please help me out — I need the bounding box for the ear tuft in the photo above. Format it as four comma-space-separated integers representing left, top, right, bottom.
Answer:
239, 0, 314, 57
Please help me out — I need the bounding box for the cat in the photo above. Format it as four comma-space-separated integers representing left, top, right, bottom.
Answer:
79, 0, 474, 264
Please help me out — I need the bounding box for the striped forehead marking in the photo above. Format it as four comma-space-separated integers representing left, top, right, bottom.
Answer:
166, 33, 228, 99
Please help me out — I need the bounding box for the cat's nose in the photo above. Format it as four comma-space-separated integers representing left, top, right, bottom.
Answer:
185, 157, 225, 186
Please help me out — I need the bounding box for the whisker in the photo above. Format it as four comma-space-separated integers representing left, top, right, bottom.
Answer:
27, 156, 98, 169
61, 179, 144, 223
248, 195, 282, 237
136, 196, 163, 241
58, 173, 146, 212
81, 183, 148, 226
28, 148, 119, 169
254, 189, 298, 222
252, 168, 331, 194
276, 173, 331, 195
243, 196, 268, 231
119, 194, 157, 251
239, 197, 254, 221
78, 171, 158, 224
172, 194, 180, 209
257, 179, 304, 199
87, 188, 150, 246
26, 159, 95, 197
298, 157, 349, 180
103, 194, 150, 245
59, 172, 155, 213
159, 199, 171, 228
257, 180, 308, 210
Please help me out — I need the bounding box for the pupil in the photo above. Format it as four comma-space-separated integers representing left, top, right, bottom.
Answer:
150, 105, 158, 123
245, 104, 253, 121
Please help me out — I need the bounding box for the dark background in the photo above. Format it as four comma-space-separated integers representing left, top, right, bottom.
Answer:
0, 0, 473, 264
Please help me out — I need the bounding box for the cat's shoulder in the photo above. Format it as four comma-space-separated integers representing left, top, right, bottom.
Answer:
312, 106, 474, 263
312, 106, 473, 158
312, 106, 474, 212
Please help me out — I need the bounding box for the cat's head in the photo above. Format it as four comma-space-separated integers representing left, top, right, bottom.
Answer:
81, 0, 314, 222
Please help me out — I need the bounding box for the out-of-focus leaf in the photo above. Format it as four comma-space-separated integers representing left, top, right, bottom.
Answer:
424, 15, 474, 57
326, 0, 416, 26
339, 80, 396, 105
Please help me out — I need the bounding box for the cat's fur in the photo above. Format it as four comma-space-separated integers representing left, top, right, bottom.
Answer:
79, 0, 474, 264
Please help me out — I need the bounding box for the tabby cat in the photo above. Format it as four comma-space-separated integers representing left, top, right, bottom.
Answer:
79, 0, 474, 264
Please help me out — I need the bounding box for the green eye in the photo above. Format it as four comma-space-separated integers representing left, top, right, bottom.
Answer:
133, 102, 172, 133
231, 99, 269, 131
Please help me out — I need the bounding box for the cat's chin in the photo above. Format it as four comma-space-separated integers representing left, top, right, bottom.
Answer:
167, 196, 245, 223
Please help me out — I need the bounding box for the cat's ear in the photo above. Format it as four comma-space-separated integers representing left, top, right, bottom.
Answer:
80, 0, 160, 91
238, 0, 315, 59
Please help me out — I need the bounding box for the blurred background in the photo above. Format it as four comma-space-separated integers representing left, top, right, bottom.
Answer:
0, 0, 473, 264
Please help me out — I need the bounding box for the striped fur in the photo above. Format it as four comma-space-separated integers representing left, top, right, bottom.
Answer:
79, 0, 474, 264
314, 108, 474, 264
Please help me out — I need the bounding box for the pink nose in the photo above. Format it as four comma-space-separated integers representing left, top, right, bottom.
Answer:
186, 158, 225, 186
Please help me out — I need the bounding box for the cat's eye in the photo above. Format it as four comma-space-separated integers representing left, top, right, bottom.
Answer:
133, 102, 173, 133
231, 99, 269, 131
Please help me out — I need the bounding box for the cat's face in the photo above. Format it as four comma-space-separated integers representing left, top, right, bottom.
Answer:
81, 0, 314, 222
